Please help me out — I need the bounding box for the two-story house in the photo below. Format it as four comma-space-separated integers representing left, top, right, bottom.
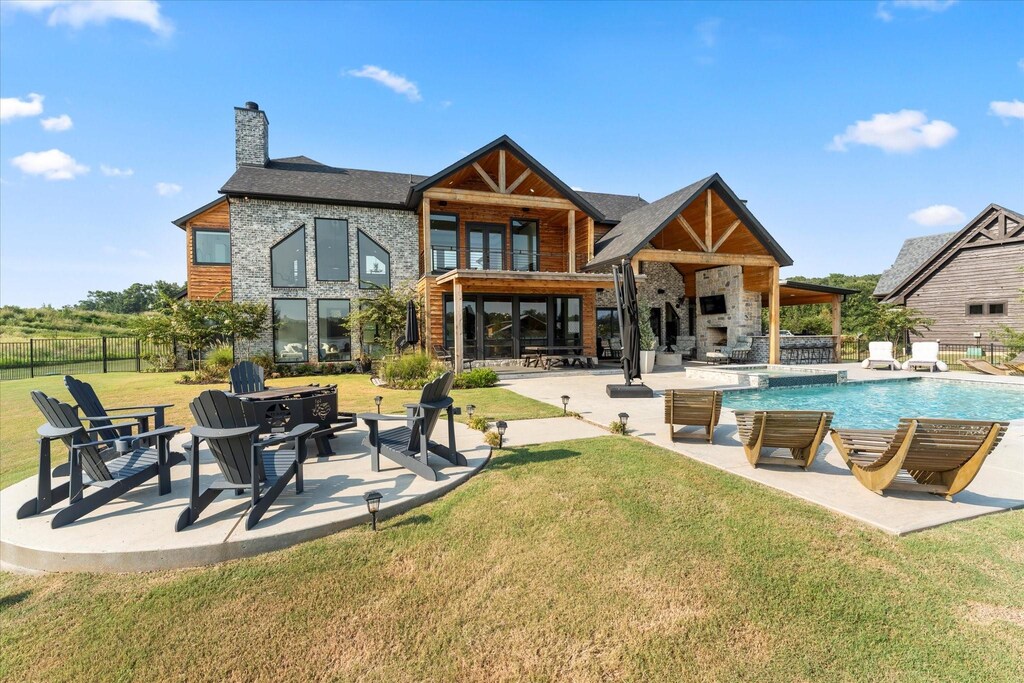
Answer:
175, 102, 847, 370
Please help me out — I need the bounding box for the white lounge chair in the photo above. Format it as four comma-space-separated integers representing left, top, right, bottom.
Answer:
861, 341, 900, 370
903, 341, 947, 372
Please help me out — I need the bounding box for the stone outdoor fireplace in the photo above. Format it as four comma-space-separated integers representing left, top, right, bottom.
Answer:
695, 265, 761, 359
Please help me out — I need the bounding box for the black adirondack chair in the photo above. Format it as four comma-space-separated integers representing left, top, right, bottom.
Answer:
18, 391, 184, 529
64, 375, 172, 444
229, 361, 268, 394
359, 372, 467, 481
177, 390, 318, 531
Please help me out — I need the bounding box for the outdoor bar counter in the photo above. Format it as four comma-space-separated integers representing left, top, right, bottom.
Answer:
749, 335, 839, 364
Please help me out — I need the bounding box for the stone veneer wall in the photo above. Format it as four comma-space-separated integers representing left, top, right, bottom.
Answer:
595, 261, 694, 352
230, 198, 419, 360
694, 265, 761, 359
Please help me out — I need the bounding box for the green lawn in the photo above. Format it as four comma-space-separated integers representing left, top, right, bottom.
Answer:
1, 436, 1022, 681
0, 371, 561, 489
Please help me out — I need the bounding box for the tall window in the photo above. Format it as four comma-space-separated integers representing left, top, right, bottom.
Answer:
315, 218, 349, 281
271, 227, 306, 288
273, 299, 308, 362
194, 229, 231, 265
519, 298, 548, 350
553, 297, 581, 347
511, 219, 539, 271
596, 307, 620, 358
430, 214, 458, 273
317, 299, 351, 361
443, 297, 477, 360
357, 230, 390, 289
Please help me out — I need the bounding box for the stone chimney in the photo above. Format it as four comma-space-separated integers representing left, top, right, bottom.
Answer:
234, 101, 269, 167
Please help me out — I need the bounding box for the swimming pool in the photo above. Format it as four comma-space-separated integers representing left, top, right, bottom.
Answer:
723, 378, 1024, 429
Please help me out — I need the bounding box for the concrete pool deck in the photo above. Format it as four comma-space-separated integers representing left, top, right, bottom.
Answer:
500, 364, 1024, 535
0, 423, 490, 573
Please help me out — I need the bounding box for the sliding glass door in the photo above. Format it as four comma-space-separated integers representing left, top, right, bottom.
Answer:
468, 223, 505, 271
482, 298, 514, 359
443, 294, 584, 360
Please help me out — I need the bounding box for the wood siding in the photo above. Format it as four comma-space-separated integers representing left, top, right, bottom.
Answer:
185, 199, 231, 300
904, 242, 1024, 344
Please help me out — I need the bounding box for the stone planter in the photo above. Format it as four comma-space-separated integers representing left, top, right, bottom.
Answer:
640, 350, 657, 373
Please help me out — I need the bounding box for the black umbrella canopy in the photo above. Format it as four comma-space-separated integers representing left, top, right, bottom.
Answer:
618, 260, 642, 385
405, 300, 421, 347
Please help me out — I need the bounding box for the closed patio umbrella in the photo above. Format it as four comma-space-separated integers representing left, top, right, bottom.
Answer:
617, 260, 642, 385
405, 300, 420, 349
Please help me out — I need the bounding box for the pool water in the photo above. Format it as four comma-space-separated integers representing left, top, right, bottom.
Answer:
724, 378, 1024, 429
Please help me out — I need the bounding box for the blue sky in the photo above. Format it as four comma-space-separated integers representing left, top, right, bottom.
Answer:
1, 0, 1021, 307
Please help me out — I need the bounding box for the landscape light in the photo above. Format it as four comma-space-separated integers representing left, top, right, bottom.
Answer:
363, 490, 383, 531
466, 404, 476, 418
496, 420, 508, 448
561, 395, 570, 415
618, 413, 629, 432
374, 395, 383, 413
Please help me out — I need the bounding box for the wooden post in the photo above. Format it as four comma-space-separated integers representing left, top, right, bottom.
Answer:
567, 209, 576, 273
587, 216, 595, 262
422, 279, 432, 351
453, 281, 464, 375
705, 191, 713, 252
498, 150, 506, 193
768, 265, 780, 364
831, 294, 842, 362
421, 197, 431, 275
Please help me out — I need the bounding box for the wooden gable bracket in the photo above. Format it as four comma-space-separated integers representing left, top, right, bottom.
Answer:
506, 169, 531, 193
472, 162, 501, 194
676, 214, 708, 252
712, 219, 742, 252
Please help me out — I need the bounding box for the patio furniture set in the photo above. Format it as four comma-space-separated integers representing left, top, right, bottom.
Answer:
18, 365, 467, 531
663, 389, 1007, 500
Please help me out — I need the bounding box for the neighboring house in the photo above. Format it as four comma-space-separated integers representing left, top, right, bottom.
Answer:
874, 204, 1024, 344
175, 102, 845, 369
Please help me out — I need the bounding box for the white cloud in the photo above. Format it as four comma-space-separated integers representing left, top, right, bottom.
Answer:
155, 181, 181, 196
10, 148, 88, 180
1018, 58, 1024, 72
0, 93, 44, 122
6, 1, 173, 37
101, 164, 134, 177
40, 114, 73, 131
828, 110, 957, 153
347, 65, 422, 102
908, 204, 965, 227
876, 1, 957, 21
695, 18, 721, 48
989, 99, 1024, 120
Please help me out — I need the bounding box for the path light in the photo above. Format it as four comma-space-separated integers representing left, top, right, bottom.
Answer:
466, 404, 476, 418
363, 490, 383, 531
618, 413, 629, 433
374, 395, 383, 413
496, 420, 508, 448
561, 395, 570, 415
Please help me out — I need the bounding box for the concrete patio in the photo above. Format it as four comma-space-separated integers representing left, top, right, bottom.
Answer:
500, 364, 1024, 535
0, 423, 490, 573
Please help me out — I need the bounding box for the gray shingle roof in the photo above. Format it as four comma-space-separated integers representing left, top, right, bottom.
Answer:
577, 191, 648, 222
873, 232, 955, 297
220, 156, 427, 208
587, 174, 793, 269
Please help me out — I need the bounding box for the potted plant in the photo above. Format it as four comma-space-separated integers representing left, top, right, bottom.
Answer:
637, 299, 658, 373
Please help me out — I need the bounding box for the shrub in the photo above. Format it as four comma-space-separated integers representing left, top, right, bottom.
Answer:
467, 415, 490, 432
379, 352, 445, 387
608, 420, 627, 435
483, 430, 502, 448
251, 351, 275, 374
453, 367, 499, 389
203, 344, 234, 379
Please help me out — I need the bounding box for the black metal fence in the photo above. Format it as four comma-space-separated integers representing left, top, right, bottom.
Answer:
838, 337, 1014, 368
0, 337, 175, 381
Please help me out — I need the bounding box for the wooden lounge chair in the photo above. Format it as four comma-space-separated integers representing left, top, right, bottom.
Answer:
734, 410, 834, 469
359, 371, 467, 481
959, 358, 1022, 376
176, 390, 317, 531
903, 341, 944, 372
229, 360, 269, 394
831, 418, 1008, 499
665, 389, 722, 443
861, 341, 900, 370
18, 391, 184, 528
64, 374, 172, 443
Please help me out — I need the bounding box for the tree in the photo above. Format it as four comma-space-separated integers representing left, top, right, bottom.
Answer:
219, 301, 269, 360
869, 304, 934, 352
347, 282, 417, 357
78, 280, 184, 313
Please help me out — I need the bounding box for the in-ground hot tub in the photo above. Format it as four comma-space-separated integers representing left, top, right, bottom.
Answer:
685, 364, 846, 389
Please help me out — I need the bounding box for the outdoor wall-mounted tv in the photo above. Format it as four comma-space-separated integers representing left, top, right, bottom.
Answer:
699, 295, 727, 315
